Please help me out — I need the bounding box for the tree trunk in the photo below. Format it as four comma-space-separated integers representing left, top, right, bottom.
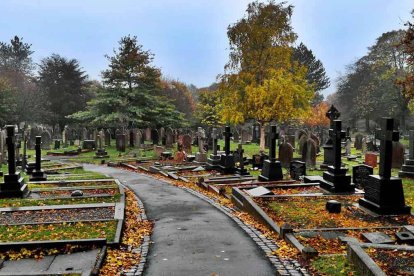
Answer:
259, 122, 266, 151
365, 117, 370, 132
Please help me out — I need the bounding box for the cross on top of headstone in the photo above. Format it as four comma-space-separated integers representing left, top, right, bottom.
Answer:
326, 105, 340, 127
269, 125, 279, 162
223, 126, 232, 155
378, 118, 399, 179
329, 120, 346, 171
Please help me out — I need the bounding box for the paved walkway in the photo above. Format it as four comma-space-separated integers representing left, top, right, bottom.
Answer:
84, 164, 275, 276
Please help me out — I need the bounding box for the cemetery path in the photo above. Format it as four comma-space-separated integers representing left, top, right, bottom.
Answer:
84, 164, 275, 276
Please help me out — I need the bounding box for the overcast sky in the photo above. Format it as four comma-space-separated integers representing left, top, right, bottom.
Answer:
0, 0, 412, 96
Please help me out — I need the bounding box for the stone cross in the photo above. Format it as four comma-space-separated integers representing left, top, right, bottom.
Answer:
223, 126, 232, 155
409, 130, 414, 160
269, 125, 279, 162
212, 128, 218, 156
326, 105, 340, 128
378, 118, 399, 179
35, 136, 42, 171
197, 127, 205, 153
329, 120, 346, 171
6, 126, 16, 175
237, 144, 245, 170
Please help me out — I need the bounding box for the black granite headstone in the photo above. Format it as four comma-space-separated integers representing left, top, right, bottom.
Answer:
352, 164, 373, 188
30, 136, 47, 181
259, 125, 283, 181
359, 118, 411, 215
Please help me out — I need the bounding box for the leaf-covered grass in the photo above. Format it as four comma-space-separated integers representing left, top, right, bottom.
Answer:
0, 220, 118, 242
310, 255, 359, 275
0, 193, 121, 208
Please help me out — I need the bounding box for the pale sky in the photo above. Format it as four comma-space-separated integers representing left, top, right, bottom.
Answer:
0, 0, 412, 96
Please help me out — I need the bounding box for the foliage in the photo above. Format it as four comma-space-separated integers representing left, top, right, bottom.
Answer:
0, 78, 17, 125
304, 101, 330, 127
70, 35, 186, 128
400, 10, 414, 114
311, 255, 359, 276
219, 1, 313, 149
292, 42, 330, 103
38, 54, 91, 127
335, 30, 410, 129
194, 88, 222, 126
160, 79, 195, 121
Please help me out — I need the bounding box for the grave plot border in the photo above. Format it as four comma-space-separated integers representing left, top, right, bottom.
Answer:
0, 180, 125, 248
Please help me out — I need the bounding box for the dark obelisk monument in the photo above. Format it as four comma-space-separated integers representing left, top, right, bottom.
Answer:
259, 125, 283, 181
0, 126, 28, 197
319, 120, 354, 193
29, 136, 47, 181
218, 126, 236, 173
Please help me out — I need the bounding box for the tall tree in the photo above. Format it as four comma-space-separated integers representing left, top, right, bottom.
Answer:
160, 79, 195, 121
38, 54, 90, 127
219, 1, 313, 149
194, 88, 222, 127
399, 10, 414, 114
102, 35, 161, 92
0, 78, 17, 125
70, 35, 185, 128
292, 42, 330, 103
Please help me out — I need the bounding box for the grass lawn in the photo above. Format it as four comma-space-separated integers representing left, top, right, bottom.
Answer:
0, 220, 117, 242
310, 255, 359, 275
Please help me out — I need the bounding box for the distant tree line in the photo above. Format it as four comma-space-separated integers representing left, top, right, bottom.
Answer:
0, 35, 196, 129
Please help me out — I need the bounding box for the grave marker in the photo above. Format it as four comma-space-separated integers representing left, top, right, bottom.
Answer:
259, 125, 283, 181
29, 136, 47, 181
359, 118, 411, 215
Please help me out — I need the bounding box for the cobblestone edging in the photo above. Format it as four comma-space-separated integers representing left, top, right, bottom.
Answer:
181, 187, 310, 276
120, 190, 151, 276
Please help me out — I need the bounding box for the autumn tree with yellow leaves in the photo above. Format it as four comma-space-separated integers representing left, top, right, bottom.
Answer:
218, 1, 314, 150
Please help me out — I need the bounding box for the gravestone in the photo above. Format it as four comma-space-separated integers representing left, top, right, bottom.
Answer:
319, 120, 354, 193
354, 134, 363, 150
241, 128, 251, 144
301, 138, 317, 168
29, 136, 47, 181
116, 133, 126, 152
95, 132, 109, 158
252, 124, 260, 144
361, 232, 394, 244
165, 128, 174, 148
259, 125, 283, 181
145, 128, 151, 142
290, 161, 306, 181
151, 129, 159, 145
129, 129, 135, 148
40, 131, 52, 150
392, 141, 404, 169
159, 127, 166, 146
279, 142, 293, 168
321, 105, 340, 169
182, 134, 192, 154
399, 130, 414, 178
251, 152, 268, 169
0, 126, 28, 197
286, 135, 295, 149
359, 117, 411, 215
82, 140, 96, 150
195, 127, 207, 162
345, 138, 352, 156
236, 144, 249, 175
136, 129, 142, 148
218, 126, 236, 173
365, 152, 378, 168
352, 164, 373, 189
62, 126, 68, 148
207, 128, 221, 169
105, 129, 111, 146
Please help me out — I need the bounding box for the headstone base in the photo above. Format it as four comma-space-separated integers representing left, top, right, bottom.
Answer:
398, 159, 414, 178
319, 166, 355, 193
25, 162, 36, 174
258, 160, 283, 181
359, 175, 411, 215
29, 170, 47, 181
195, 152, 207, 163
94, 149, 109, 159
0, 172, 29, 198
206, 155, 221, 170
218, 155, 236, 174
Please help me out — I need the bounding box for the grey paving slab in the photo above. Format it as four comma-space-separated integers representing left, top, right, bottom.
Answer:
84, 164, 275, 276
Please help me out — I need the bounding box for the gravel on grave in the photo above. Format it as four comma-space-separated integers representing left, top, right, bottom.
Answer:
37, 188, 117, 198
0, 207, 115, 225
